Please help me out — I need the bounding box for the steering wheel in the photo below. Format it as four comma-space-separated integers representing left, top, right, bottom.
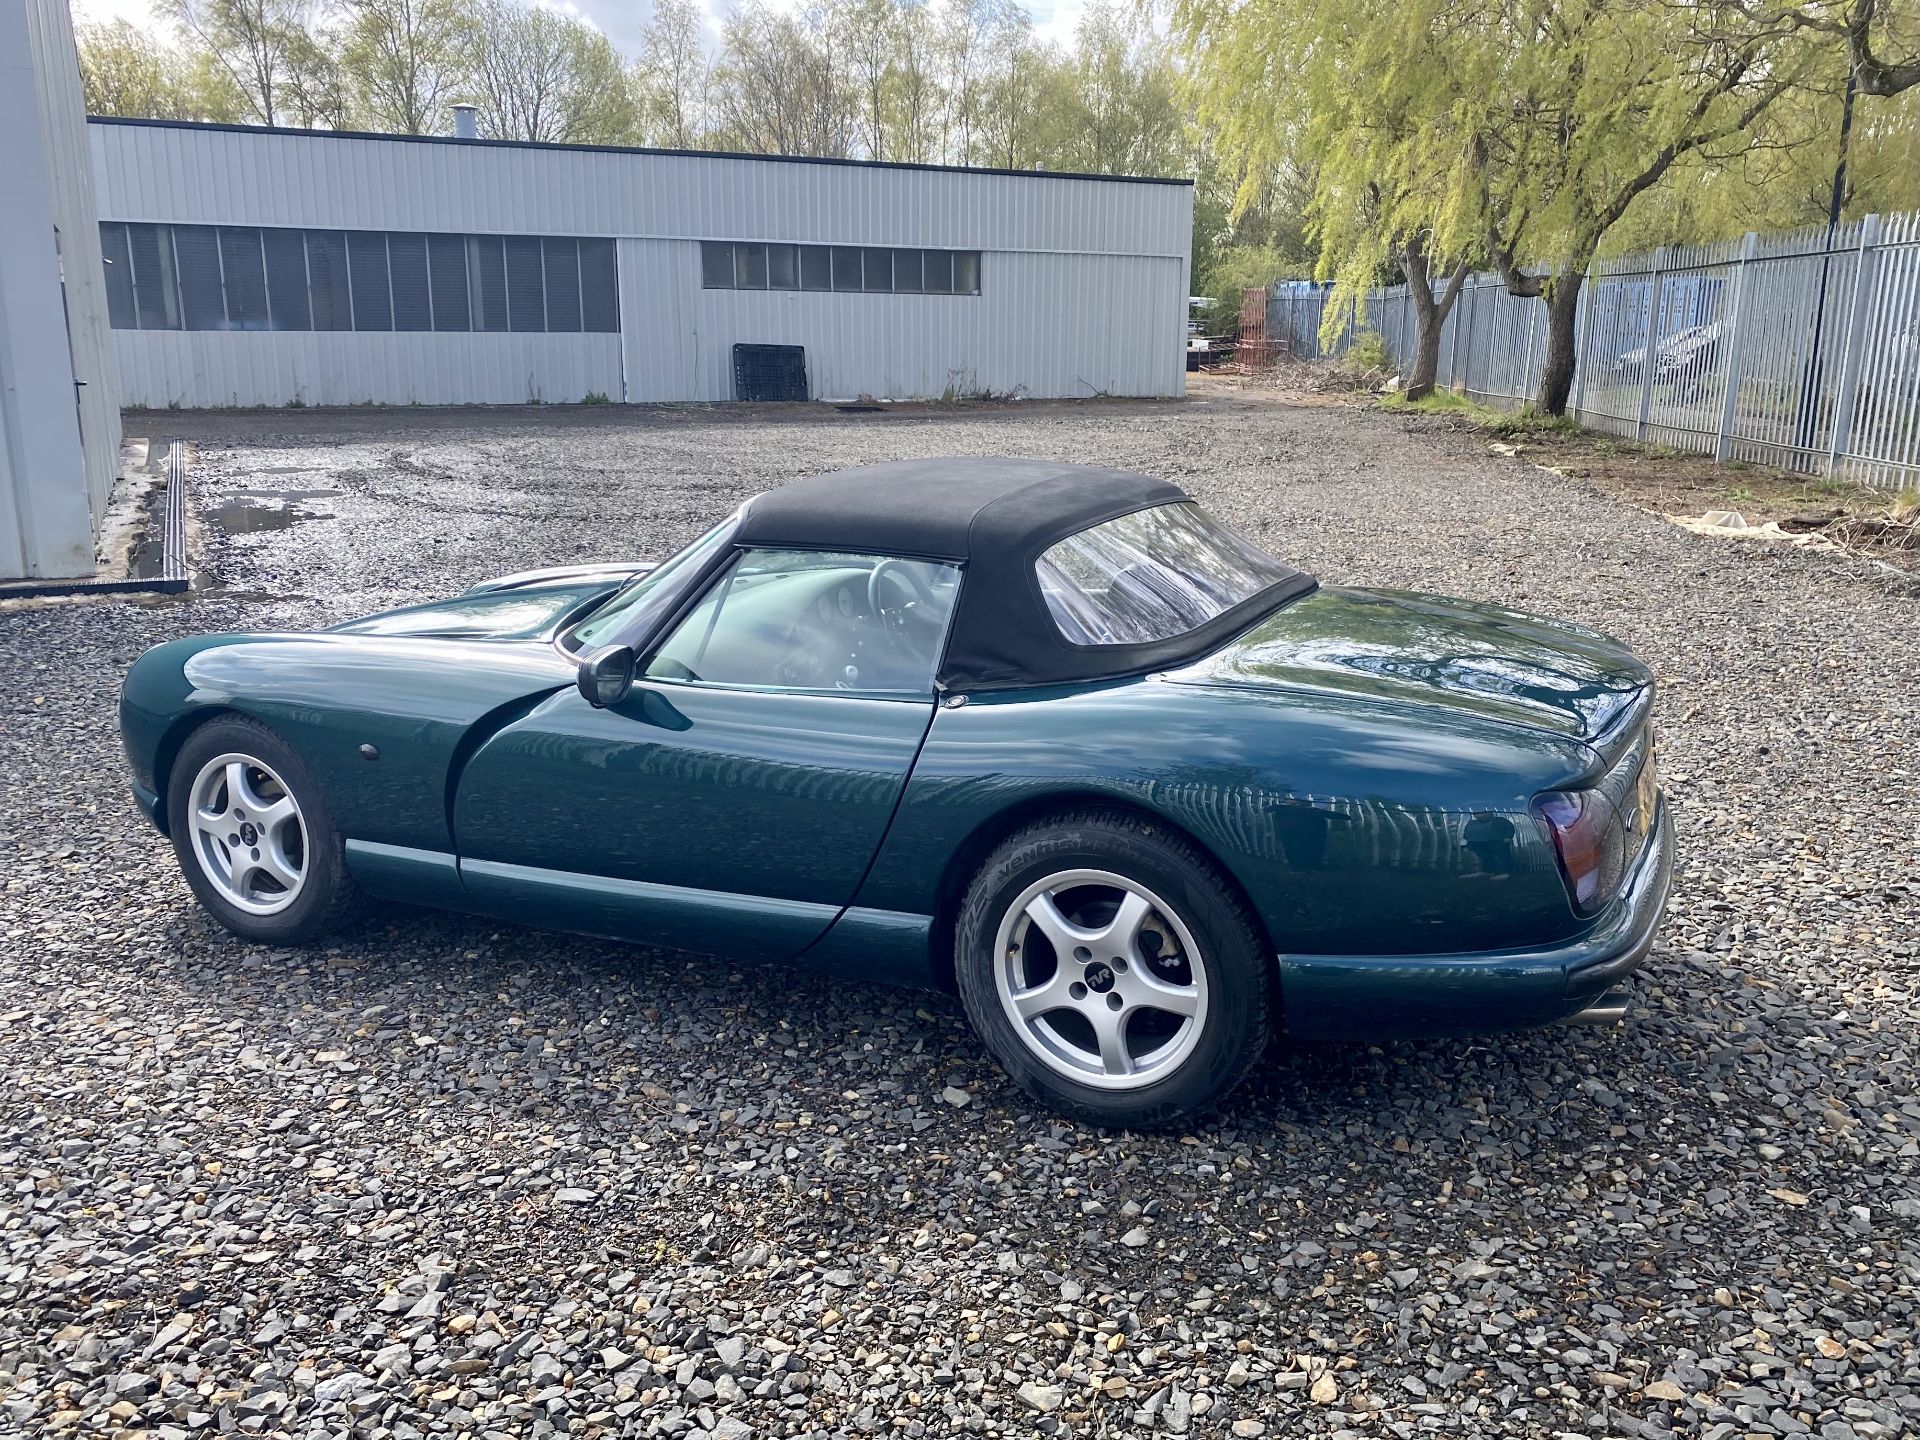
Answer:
867, 560, 938, 656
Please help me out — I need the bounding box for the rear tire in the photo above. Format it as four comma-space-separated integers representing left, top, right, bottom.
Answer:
166, 715, 365, 944
953, 809, 1273, 1129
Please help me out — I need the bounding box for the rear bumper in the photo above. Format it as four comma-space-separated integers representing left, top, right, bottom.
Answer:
1278, 797, 1673, 1041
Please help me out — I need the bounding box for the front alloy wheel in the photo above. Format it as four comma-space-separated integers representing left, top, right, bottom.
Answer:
186, 752, 309, 915
165, 714, 364, 943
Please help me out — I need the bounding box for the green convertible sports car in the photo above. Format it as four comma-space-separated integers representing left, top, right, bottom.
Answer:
121, 458, 1672, 1127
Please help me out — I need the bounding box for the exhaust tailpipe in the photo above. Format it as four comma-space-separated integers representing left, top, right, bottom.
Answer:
1563, 985, 1631, 1026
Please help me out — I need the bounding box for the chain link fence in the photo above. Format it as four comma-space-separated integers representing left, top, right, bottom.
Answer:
1268, 212, 1920, 491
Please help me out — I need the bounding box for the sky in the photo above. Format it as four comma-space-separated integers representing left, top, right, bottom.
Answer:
71, 0, 1096, 64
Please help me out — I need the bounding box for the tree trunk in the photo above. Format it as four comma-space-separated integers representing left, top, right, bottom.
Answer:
1534, 271, 1585, 416
1406, 317, 1445, 401
1400, 237, 1470, 401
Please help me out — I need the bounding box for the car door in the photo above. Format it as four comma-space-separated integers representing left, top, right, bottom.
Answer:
451, 546, 960, 962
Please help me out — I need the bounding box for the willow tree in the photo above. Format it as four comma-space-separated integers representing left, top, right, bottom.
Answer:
1465, 0, 1820, 413
1174, 0, 1822, 413
1170, 0, 1482, 398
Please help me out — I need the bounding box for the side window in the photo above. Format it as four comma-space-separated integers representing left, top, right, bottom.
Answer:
646, 549, 959, 695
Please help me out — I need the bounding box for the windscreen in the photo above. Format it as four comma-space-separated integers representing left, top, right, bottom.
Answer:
1036, 502, 1300, 646
566, 513, 738, 651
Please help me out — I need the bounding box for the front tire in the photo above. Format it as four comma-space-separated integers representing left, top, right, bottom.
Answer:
165, 715, 364, 944
953, 810, 1273, 1129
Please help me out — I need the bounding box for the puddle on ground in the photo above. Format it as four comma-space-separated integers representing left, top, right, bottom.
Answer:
212, 499, 333, 533
128, 539, 166, 580
225, 487, 343, 501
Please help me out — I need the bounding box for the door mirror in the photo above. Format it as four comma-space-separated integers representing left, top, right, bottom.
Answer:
577, 644, 637, 708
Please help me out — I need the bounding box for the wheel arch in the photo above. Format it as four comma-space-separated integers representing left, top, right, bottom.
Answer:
924, 791, 1277, 994
148, 705, 259, 836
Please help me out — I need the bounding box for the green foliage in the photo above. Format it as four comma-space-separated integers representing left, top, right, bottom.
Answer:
580, 391, 612, 405
468, 0, 635, 143
77, 19, 247, 121
337, 0, 470, 135
170, 0, 347, 127
1341, 330, 1391, 375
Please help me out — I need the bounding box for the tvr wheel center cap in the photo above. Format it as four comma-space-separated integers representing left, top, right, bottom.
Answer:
1083, 962, 1115, 993
239, 821, 259, 846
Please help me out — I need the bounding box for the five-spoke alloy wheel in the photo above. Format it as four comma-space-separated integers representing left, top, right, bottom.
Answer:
186, 753, 309, 915
166, 715, 364, 943
956, 809, 1273, 1129
994, 869, 1209, 1089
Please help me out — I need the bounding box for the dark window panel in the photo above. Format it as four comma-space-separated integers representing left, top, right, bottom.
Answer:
955, 251, 981, 295
388, 232, 431, 331
862, 248, 892, 292
733, 242, 768, 289
701, 241, 733, 288
126, 222, 180, 330
923, 249, 953, 294
428, 233, 470, 330
580, 238, 618, 331
347, 231, 393, 331
505, 236, 544, 331
831, 246, 862, 291
892, 249, 923, 293
800, 245, 831, 291
173, 225, 225, 330
542, 237, 581, 331
468, 235, 508, 333
99, 222, 136, 329
218, 228, 269, 330
263, 227, 310, 330
767, 244, 798, 290
305, 230, 352, 331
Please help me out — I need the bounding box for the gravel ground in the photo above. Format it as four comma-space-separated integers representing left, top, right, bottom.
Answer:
3, 391, 1917, 1440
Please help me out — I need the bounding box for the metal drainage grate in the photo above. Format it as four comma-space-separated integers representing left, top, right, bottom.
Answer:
0, 438, 191, 600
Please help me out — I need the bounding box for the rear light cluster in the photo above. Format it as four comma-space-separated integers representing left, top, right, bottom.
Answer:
1534, 731, 1655, 916
1532, 788, 1627, 915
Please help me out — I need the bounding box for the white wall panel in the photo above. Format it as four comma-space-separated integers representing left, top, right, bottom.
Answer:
618, 241, 1185, 402
1, 0, 119, 579
114, 331, 623, 407
89, 118, 1193, 407
90, 122, 1192, 260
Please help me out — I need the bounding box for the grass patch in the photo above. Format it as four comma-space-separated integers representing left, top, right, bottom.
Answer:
580, 391, 612, 406
1378, 389, 1577, 438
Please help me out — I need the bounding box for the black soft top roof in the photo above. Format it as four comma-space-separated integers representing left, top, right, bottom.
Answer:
737, 458, 1182, 563
737, 459, 1315, 692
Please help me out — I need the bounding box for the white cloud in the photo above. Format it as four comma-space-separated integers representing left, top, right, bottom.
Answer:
1026, 0, 1091, 49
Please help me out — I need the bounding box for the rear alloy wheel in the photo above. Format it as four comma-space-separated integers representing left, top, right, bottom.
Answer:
994, 869, 1209, 1089
166, 716, 365, 944
955, 811, 1272, 1129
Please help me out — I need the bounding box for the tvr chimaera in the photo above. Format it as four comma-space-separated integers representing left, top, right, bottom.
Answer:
122, 458, 1672, 1126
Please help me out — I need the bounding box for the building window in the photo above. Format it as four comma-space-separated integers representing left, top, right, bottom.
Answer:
99, 221, 620, 335
703, 240, 981, 296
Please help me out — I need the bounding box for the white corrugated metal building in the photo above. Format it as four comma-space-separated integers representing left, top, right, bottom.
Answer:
90, 118, 1193, 408
2, 0, 120, 580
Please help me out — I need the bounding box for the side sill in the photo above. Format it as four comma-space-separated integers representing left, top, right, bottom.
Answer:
796, 906, 937, 989
343, 840, 471, 911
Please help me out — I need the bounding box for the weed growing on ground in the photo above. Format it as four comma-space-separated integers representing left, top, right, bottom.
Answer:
1339, 331, 1392, 377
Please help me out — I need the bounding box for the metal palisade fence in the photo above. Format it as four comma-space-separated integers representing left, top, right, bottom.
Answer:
1269, 211, 1920, 491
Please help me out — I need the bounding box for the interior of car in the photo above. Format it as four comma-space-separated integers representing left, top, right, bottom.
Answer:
646, 550, 959, 694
